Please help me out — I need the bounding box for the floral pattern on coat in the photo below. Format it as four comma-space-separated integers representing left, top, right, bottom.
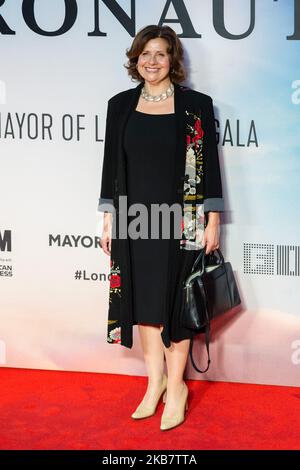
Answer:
109, 259, 121, 302
107, 259, 121, 344
180, 110, 206, 251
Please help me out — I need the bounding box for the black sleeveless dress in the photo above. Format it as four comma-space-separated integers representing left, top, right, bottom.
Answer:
123, 110, 176, 325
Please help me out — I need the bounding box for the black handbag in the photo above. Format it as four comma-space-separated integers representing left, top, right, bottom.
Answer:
180, 248, 241, 373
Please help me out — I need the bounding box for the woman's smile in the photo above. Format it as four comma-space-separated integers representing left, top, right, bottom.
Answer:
145, 67, 160, 73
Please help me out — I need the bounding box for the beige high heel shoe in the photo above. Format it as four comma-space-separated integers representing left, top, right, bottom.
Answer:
131, 374, 168, 419
160, 382, 189, 431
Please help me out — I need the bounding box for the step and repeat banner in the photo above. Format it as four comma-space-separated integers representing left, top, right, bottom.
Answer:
0, 0, 299, 386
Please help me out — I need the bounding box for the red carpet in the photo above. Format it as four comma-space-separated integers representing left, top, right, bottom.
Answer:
0, 367, 299, 450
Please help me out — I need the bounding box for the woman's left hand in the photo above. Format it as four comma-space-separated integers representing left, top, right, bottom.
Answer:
201, 213, 221, 254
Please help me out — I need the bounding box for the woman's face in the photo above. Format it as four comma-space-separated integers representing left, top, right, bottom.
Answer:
137, 37, 171, 85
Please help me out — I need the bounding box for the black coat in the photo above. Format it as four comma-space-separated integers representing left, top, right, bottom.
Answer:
98, 81, 224, 349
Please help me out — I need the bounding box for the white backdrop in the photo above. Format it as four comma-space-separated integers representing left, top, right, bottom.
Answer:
1, 0, 300, 386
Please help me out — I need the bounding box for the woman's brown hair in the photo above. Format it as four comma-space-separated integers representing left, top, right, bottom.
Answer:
124, 25, 186, 83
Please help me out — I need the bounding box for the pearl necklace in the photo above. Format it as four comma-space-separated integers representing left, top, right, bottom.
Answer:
141, 82, 174, 102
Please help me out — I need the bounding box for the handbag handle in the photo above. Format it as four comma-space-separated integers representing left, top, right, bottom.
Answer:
191, 247, 224, 273
189, 327, 211, 373
189, 275, 211, 373
185, 248, 224, 287
188, 248, 225, 373
184, 250, 206, 287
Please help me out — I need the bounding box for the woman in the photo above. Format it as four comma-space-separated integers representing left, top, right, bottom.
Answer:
98, 25, 224, 431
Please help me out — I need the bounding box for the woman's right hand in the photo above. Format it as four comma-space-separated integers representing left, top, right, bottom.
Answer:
100, 212, 113, 255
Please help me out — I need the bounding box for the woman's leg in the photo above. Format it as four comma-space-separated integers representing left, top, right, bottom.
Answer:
162, 338, 190, 415
137, 323, 166, 406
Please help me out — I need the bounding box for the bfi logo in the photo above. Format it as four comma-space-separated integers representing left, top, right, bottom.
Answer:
244, 243, 300, 276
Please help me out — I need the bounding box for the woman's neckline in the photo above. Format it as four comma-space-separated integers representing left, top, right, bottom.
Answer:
134, 109, 175, 116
